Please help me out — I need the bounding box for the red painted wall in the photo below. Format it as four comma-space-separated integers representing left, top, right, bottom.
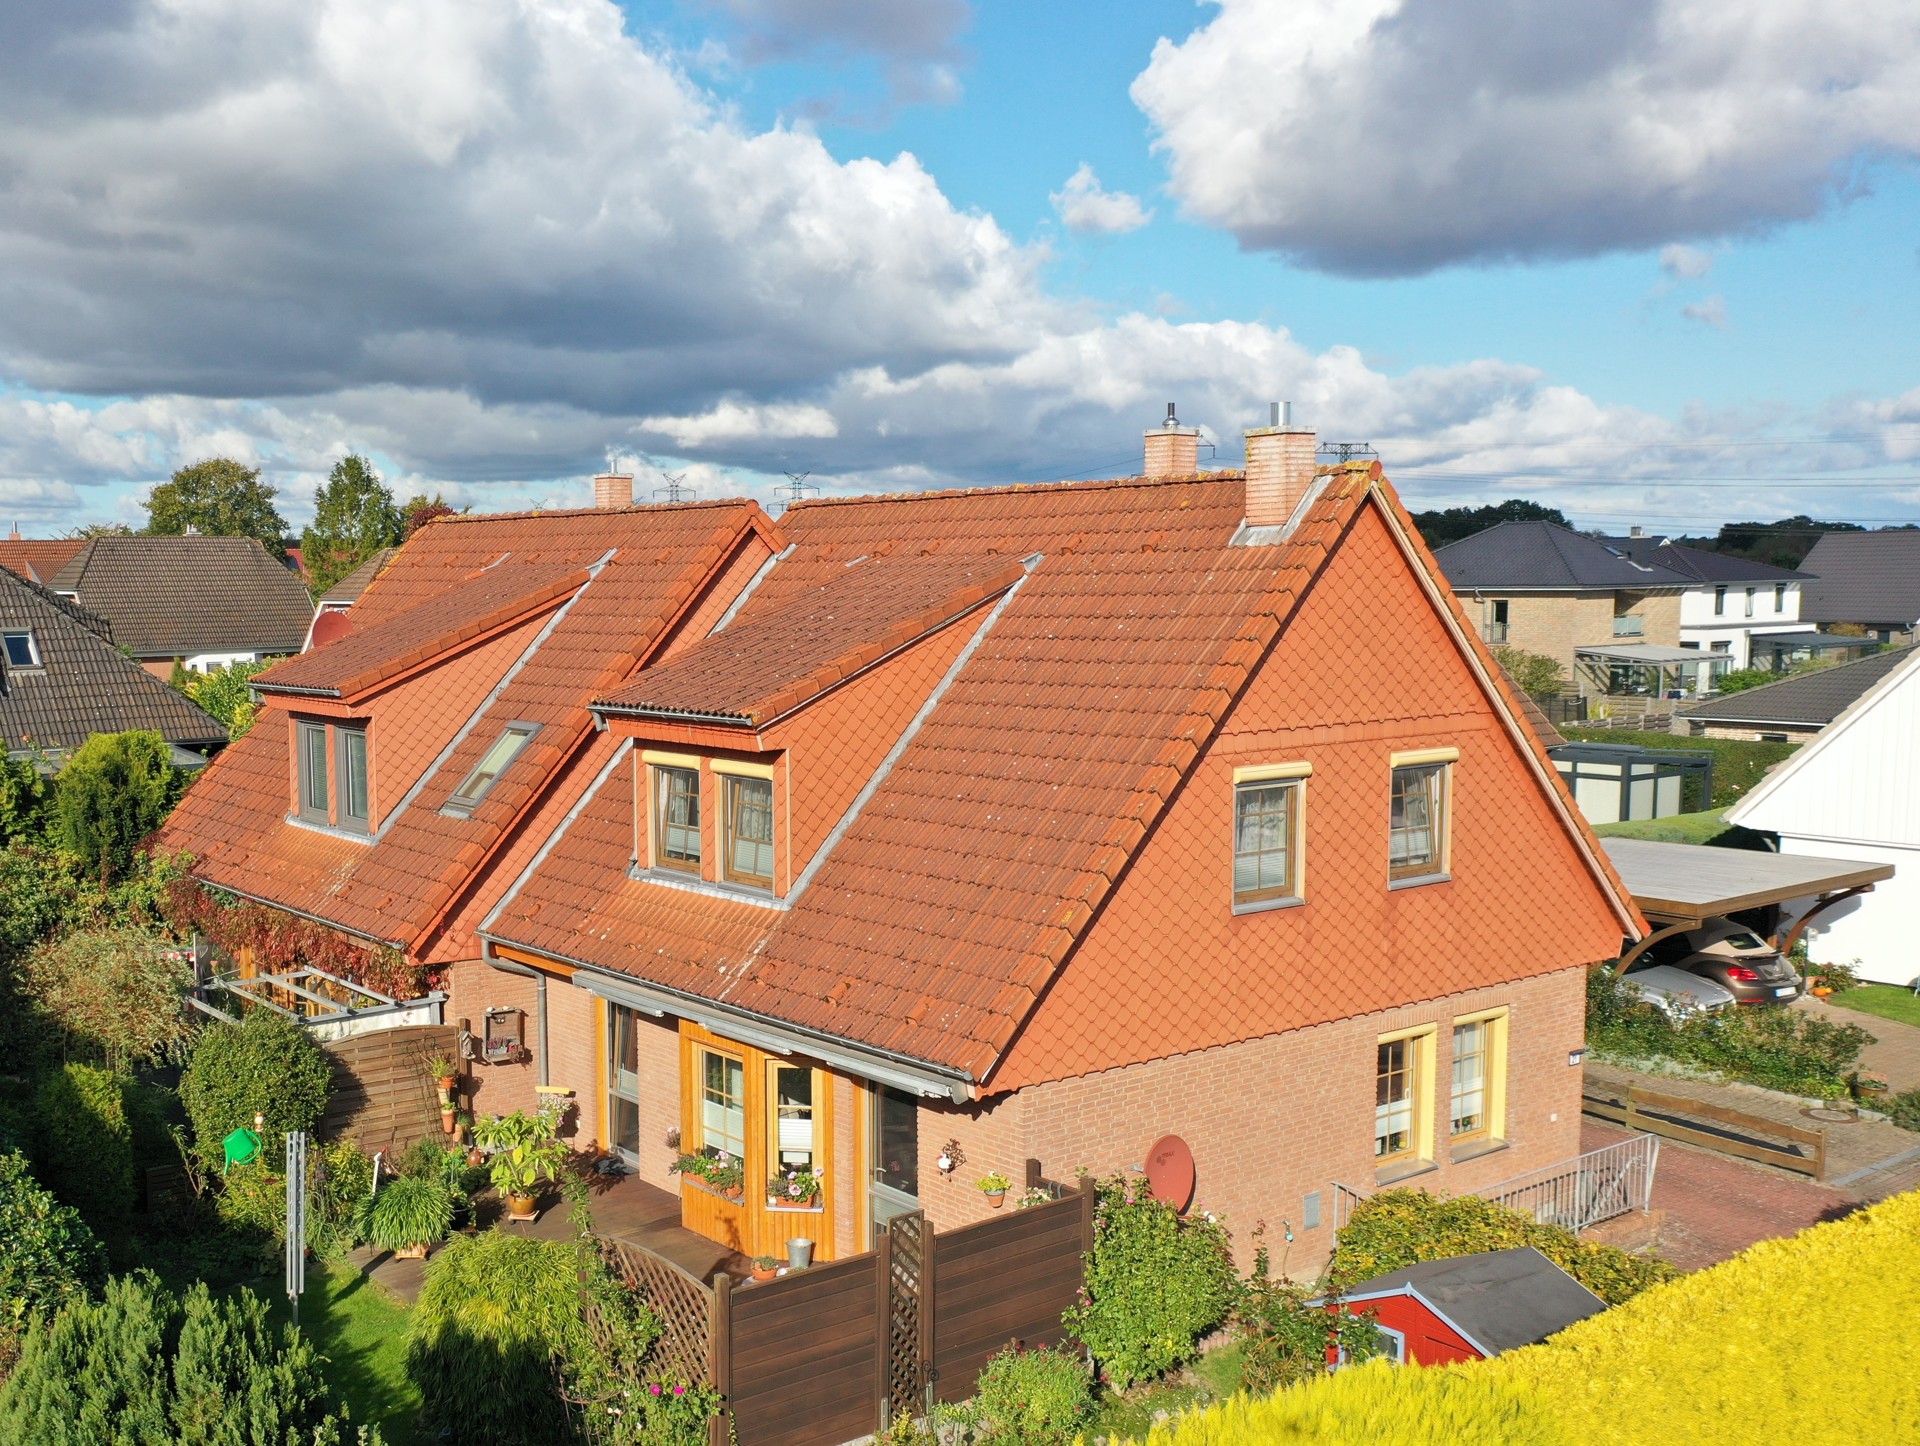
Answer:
1339, 1293, 1484, 1366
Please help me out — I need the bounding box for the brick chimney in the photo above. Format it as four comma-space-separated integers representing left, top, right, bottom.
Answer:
1143, 403, 1201, 479
593, 472, 635, 509
1243, 403, 1317, 529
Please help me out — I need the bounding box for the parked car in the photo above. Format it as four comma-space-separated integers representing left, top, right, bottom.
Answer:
1616, 963, 1737, 1016
1638, 917, 1804, 1005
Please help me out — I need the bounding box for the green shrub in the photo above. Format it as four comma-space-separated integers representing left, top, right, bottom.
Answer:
1712, 667, 1776, 695
1588, 967, 1872, 1098
1329, 1189, 1677, 1307
0, 751, 55, 846
407, 1231, 593, 1446
1062, 1176, 1238, 1388
1882, 1087, 1920, 1133
32, 1063, 135, 1242
0, 1271, 371, 1443
22, 926, 194, 1070
1236, 1244, 1383, 1393
0, 1152, 106, 1332
972, 1344, 1094, 1445
51, 730, 177, 883
356, 1177, 454, 1254
179, 1008, 332, 1168
212, 1158, 287, 1262
181, 659, 271, 741
313, 1140, 377, 1255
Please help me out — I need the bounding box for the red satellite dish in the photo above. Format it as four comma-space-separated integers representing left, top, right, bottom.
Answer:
309, 610, 354, 649
1143, 1134, 1195, 1214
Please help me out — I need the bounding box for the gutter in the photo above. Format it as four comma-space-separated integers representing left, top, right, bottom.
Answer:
481, 944, 549, 1087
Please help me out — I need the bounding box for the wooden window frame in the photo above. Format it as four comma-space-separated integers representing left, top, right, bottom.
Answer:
1388, 752, 1453, 884
651, 764, 703, 873
446, 722, 540, 814
767, 1061, 819, 1179
1449, 1007, 1509, 1146
721, 772, 775, 890
296, 720, 331, 825
1231, 762, 1309, 910
696, 1045, 746, 1160
1374, 1024, 1436, 1174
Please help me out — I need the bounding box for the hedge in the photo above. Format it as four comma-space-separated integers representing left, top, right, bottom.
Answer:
179, 1008, 332, 1168
32, 1063, 136, 1242
1115, 1188, 1920, 1445
0, 1152, 106, 1333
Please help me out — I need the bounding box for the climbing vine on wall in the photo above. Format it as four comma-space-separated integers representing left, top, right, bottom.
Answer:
162, 872, 436, 1000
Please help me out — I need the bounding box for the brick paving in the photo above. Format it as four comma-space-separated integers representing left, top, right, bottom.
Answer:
1795, 992, 1920, 1092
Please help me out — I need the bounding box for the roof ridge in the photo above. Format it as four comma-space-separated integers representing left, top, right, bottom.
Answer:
426, 499, 758, 526
787, 470, 1245, 511
0, 564, 115, 642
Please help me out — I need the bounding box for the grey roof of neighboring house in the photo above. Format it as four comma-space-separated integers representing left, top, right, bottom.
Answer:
0, 565, 226, 753
47, 535, 313, 658
1798, 532, 1920, 627
1678, 645, 1919, 727
316, 547, 397, 606
1594, 536, 1810, 584
1434, 521, 1694, 591
1339, 1247, 1606, 1355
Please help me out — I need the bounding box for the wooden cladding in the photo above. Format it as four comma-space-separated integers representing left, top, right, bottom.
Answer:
318, 1023, 459, 1153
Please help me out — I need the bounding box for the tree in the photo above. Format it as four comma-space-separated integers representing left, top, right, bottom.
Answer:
64, 522, 132, 539
0, 1272, 371, 1444
1688, 516, 1866, 571
23, 927, 194, 1071
401, 492, 457, 537
51, 731, 176, 884
143, 459, 289, 561
0, 1152, 106, 1337
302, 455, 402, 595
1411, 498, 1570, 550
179, 1009, 332, 1170
1491, 646, 1568, 701
1714, 667, 1777, 695
182, 658, 272, 740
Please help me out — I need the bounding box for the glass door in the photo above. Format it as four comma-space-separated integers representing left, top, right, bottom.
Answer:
607, 1005, 642, 1165
868, 1084, 920, 1242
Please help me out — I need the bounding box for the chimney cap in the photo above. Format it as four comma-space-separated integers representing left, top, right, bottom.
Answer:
1245, 400, 1311, 438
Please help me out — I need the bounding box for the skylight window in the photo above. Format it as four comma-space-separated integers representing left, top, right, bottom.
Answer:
446, 723, 539, 812
2, 631, 40, 668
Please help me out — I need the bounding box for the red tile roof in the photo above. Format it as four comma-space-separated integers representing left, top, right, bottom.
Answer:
594, 553, 1027, 727
0, 538, 86, 586
158, 501, 776, 951
257, 563, 590, 700
486, 466, 1638, 1084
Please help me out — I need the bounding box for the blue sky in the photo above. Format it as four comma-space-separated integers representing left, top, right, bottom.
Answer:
1, 0, 1916, 535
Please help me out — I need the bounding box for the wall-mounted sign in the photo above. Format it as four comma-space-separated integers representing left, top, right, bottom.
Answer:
1143, 1134, 1195, 1214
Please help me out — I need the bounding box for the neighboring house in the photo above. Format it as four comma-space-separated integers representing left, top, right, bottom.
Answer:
1798, 531, 1920, 645
1595, 530, 1838, 672
1677, 645, 1919, 742
0, 564, 226, 761
1725, 646, 1920, 985
304, 547, 396, 650
1432, 521, 1704, 703
159, 437, 1640, 1273
0, 532, 86, 585
1316, 1247, 1606, 1364
48, 534, 315, 678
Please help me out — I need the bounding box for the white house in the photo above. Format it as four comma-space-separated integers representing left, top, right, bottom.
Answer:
1726, 647, 1920, 986
1599, 532, 1817, 671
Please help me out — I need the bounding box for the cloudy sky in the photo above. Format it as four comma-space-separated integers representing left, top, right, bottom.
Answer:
3, 0, 1918, 534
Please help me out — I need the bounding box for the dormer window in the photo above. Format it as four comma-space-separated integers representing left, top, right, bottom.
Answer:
653, 765, 702, 872
295, 718, 370, 835
2, 630, 39, 668
446, 723, 539, 814
723, 774, 775, 889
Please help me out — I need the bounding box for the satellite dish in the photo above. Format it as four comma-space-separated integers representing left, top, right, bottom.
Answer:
309, 610, 353, 648
1143, 1134, 1195, 1214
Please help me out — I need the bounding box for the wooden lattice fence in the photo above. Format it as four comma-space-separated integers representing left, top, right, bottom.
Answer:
598, 1238, 715, 1384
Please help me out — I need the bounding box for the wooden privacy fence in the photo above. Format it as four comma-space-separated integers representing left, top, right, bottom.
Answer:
1583, 1083, 1827, 1179
318, 1024, 458, 1154
601, 1168, 1097, 1446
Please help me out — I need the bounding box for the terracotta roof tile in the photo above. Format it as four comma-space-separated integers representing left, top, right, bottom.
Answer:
0, 539, 86, 586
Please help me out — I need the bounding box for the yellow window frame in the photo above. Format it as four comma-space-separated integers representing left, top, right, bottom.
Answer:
1375, 1023, 1436, 1166
1449, 1007, 1509, 1144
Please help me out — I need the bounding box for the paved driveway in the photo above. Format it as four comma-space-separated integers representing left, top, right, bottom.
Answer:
1795, 992, 1920, 1092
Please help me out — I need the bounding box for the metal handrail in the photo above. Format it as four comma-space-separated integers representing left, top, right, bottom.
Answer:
1333, 1133, 1659, 1235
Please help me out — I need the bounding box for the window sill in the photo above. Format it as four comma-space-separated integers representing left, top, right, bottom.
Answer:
1388, 872, 1450, 891
765, 1199, 824, 1213
679, 1177, 746, 1207
1448, 1137, 1510, 1166
1231, 894, 1304, 916
630, 865, 787, 910
1373, 1158, 1437, 1187
284, 813, 374, 844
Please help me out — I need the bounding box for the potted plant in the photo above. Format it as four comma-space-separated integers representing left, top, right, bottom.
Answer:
750, 1254, 779, 1283
977, 1171, 1010, 1208
767, 1166, 822, 1208
440, 1099, 459, 1134
356, 1176, 455, 1259
473, 1103, 570, 1221
427, 1053, 459, 1093
671, 1148, 745, 1201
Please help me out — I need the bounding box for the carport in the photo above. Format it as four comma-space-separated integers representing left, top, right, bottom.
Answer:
1601, 837, 1894, 968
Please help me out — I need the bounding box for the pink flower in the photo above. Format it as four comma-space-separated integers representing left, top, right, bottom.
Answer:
673, 1385, 686, 1395
649, 1385, 662, 1396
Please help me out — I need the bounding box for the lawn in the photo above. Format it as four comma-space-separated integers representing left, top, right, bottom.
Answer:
266, 1263, 420, 1443
1827, 984, 1920, 1030
1589, 809, 1767, 848
1083, 1344, 1244, 1439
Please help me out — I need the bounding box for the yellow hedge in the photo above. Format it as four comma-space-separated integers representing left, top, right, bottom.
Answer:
1112, 1188, 1920, 1446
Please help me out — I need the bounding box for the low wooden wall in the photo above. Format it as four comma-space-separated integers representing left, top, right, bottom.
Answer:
724, 1256, 881, 1446
1583, 1083, 1827, 1179
318, 1024, 458, 1154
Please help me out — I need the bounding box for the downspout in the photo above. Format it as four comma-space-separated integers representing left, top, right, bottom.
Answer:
483, 943, 549, 1087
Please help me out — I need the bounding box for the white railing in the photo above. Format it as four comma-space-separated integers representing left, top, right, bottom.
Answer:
1333, 1133, 1659, 1235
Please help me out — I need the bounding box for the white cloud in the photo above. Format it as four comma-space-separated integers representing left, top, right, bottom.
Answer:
1050, 164, 1153, 236
1682, 294, 1730, 328
636, 400, 840, 448
1133, 0, 1920, 275
689, 0, 970, 106
1660, 244, 1716, 280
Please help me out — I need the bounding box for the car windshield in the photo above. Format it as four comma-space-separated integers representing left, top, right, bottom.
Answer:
1721, 931, 1770, 951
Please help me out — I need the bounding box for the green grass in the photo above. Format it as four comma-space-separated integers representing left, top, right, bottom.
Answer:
1588, 809, 1769, 848
1826, 984, 1920, 1030
1083, 1344, 1245, 1438
1559, 729, 1798, 810
266, 1263, 420, 1443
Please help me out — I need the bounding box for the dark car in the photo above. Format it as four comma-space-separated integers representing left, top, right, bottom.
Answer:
1641, 917, 1802, 1005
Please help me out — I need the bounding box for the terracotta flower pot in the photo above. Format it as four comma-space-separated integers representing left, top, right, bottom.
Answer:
984, 1191, 1006, 1209
437, 1075, 458, 1093
441, 1111, 457, 1135
507, 1191, 538, 1222
725, 1184, 744, 1201
751, 1264, 778, 1283
395, 1242, 431, 1260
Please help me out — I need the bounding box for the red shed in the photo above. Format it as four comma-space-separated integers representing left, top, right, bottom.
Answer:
1315, 1247, 1606, 1365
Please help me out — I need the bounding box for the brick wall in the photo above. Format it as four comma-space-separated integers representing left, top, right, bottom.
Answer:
919, 966, 1586, 1275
